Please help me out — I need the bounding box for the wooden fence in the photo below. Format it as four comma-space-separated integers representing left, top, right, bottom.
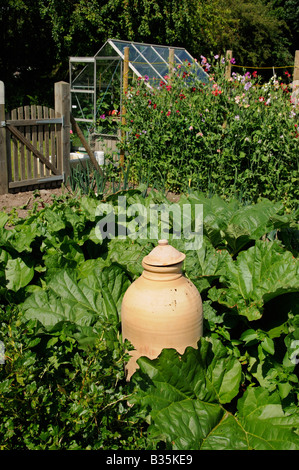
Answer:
0, 81, 70, 194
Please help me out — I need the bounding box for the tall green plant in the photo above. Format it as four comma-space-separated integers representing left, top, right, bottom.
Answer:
120, 56, 299, 207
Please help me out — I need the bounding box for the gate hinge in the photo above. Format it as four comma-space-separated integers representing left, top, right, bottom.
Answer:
0, 121, 6, 127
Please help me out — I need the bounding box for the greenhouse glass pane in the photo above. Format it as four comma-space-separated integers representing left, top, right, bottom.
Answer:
110, 40, 140, 62
96, 59, 122, 118
133, 44, 160, 63
152, 45, 170, 62
195, 65, 209, 83
96, 59, 121, 91
174, 49, 193, 63
96, 42, 119, 57
132, 44, 166, 80
71, 91, 95, 121
71, 62, 95, 91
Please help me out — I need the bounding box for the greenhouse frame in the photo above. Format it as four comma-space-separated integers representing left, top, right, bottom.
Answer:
69, 38, 209, 135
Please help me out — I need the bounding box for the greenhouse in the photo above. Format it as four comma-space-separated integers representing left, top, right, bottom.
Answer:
69, 38, 209, 138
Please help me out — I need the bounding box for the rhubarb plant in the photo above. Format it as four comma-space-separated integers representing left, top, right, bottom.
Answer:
131, 339, 299, 450
0, 189, 298, 449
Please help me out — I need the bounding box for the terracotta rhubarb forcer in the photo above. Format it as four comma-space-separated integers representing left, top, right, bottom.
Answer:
121, 239, 203, 380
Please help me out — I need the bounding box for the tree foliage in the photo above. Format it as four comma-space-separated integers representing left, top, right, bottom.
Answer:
0, 0, 297, 108
224, 0, 292, 65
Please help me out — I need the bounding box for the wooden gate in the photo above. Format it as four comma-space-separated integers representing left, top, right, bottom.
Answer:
5, 105, 64, 190
0, 81, 71, 194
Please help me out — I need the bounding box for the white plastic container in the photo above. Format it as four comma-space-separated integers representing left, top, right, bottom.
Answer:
94, 151, 105, 166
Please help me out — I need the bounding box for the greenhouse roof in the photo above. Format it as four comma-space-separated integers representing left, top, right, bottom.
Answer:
95, 39, 209, 85
69, 39, 209, 126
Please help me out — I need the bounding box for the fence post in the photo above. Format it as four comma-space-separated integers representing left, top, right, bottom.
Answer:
294, 50, 299, 81
292, 50, 299, 105
0, 81, 8, 195
55, 81, 70, 182
225, 50, 233, 80
120, 47, 129, 167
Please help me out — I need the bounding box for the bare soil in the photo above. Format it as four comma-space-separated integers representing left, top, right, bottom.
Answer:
0, 188, 67, 219
0, 186, 180, 220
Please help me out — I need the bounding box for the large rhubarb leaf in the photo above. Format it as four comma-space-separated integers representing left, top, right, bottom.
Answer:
223, 199, 293, 254
22, 264, 131, 328
132, 338, 299, 450
3, 222, 41, 253
131, 338, 242, 449
107, 238, 154, 278
202, 388, 299, 450
208, 240, 299, 321
133, 338, 242, 406
5, 257, 34, 292
0, 212, 9, 229
179, 193, 296, 255
184, 240, 233, 292
179, 193, 238, 248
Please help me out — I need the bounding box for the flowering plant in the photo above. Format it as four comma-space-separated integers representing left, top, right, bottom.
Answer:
120, 56, 299, 207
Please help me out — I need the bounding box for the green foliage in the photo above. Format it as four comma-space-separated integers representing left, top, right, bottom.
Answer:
208, 240, 298, 321
0, 306, 147, 449
22, 264, 131, 329
68, 160, 131, 197
224, 0, 292, 65
0, 0, 59, 108
121, 57, 299, 207
0, 190, 298, 449
1, 0, 297, 109
131, 339, 299, 450
271, 0, 299, 55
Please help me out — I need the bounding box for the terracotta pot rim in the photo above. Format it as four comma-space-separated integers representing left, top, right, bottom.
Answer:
142, 260, 183, 273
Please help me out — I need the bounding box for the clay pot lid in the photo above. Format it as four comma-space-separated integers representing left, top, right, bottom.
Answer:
143, 239, 185, 266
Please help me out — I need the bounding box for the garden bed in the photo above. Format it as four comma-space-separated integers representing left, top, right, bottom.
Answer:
0, 187, 298, 450
0, 188, 65, 220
